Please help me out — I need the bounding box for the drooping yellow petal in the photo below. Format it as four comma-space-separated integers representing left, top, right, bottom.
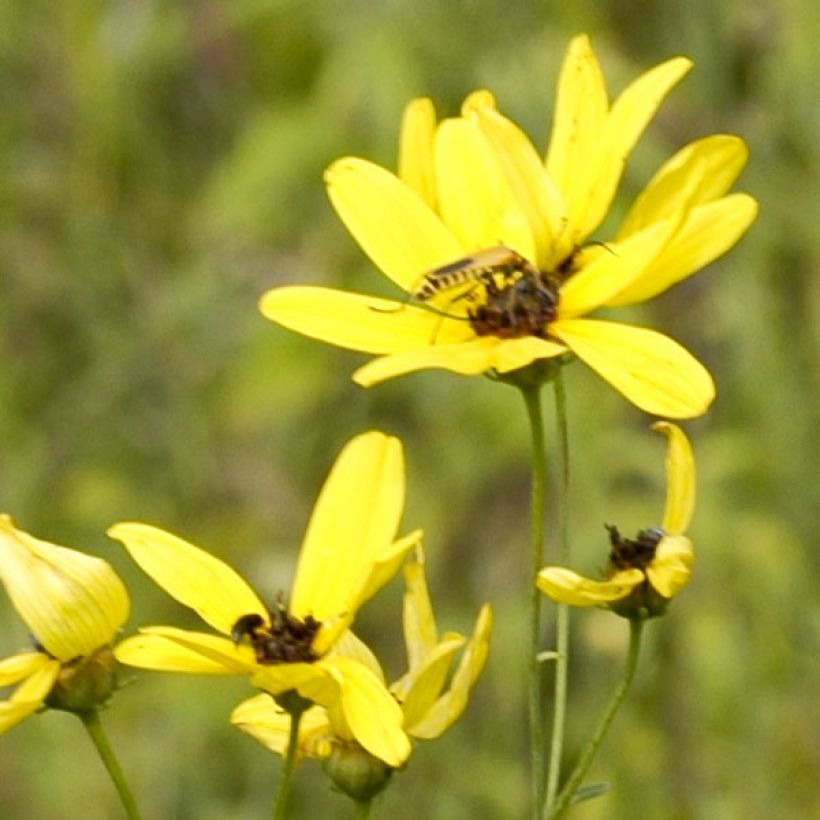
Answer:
114, 632, 243, 675
0, 652, 54, 687
321, 655, 411, 767
404, 604, 492, 739
259, 286, 475, 354
537, 566, 644, 606
608, 193, 758, 306
618, 135, 749, 237
471, 106, 563, 266
325, 157, 464, 291
352, 335, 566, 387
653, 422, 696, 534
551, 319, 715, 418
107, 523, 266, 637
290, 432, 404, 623
231, 694, 332, 760
398, 97, 437, 209
545, 33, 608, 254
646, 534, 694, 598
434, 117, 536, 260
0, 515, 129, 662
328, 631, 385, 680
558, 216, 679, 317
0, 659, 60, 735
400, 549, 439, 671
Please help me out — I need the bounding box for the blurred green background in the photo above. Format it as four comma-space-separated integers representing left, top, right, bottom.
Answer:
1, 1, 818, 817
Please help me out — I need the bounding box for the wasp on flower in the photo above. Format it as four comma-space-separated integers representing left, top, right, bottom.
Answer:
260, 34, 757, 419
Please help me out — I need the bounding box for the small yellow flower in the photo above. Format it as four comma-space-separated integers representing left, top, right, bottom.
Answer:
0, 515, 129, 733
537, 422, 695, 618
261, 35, 757, 419
111, 431, 419, 767
231, 547, 492, 763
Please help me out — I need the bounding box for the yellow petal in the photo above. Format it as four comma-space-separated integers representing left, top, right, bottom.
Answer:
558, 216, 679, 317
325, 157, 464, 291
0, 659, 59, 735
552, 319, 715, 418
0, 515, 129, 661
259, 286, 475, 354
545, 33, 608, 253
400, 549, 439, 671
646, 534, 694, 598
290, 432, 405, 624
434, 117, 536, 259
537, 566, 643, 606
618, 135, 749, 237
126, 627, 257, 673
327, 631, 385, 680
471, 106, 563, 266
252, 662, 338, 705
0, 652, 54, 687
231, 694, 331, 760
461, 89, 497, 115
577, 56, 692, 240
107, 522, 267, 637
352, 335, 566, 387
404, 604, 492, 739
609, 193, 758, 306
395, 636, 464, 731
652, 422, 696, 534
321, 656, 411, 767
398, 97, 437, 208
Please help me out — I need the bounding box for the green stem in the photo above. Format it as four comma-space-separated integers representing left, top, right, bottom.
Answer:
79, 710, 142, 820
520, 384, 548, 819
545, 371, 571, 809
354, 798, 373, 819
273, 708, 304, 820
545, 619, 645, 820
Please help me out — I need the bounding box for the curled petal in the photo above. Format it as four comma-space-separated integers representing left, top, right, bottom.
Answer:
325, 157, 463, 291
398, 97, 437, 208
260, 286, 475, 355
537, 566, 644, 606
0, 515, 129, 661
551, 319, 715, 419
108, 523, 266, 637
0, 659, 60, 735
400, 548, 439, 672
352, 335, 566, 387
0, 652, 55, 687
653, 422, 696, 534
647, 534, 694, 598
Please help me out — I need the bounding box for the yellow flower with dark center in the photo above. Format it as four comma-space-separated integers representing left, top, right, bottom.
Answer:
261, 35, 757, 419
537, 422, 695, 617
0, 515, 129, 732
110, 431, 419, 767
230, 547, 492, 769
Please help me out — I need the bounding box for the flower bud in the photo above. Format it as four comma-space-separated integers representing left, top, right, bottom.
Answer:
321, 742, 394, 802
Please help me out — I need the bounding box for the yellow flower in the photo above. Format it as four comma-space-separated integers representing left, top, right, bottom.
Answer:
231, 547, 492, 762
110, 431, 419, 767
537, 422, 695, 617
0, 515, 129, 733
260, 35, 757, 419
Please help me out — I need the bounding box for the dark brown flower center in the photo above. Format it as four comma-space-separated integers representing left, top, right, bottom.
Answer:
606, 525, 665, 572
468, 268, 560, 339
231, 602, 321, 665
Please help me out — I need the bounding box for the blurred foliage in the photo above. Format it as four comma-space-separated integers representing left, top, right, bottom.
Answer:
1, 0, 818, 818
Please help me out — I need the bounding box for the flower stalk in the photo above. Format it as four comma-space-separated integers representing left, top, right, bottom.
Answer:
273, 702, 305, 820
79, 709, 142, 820
545, 618, 645, 820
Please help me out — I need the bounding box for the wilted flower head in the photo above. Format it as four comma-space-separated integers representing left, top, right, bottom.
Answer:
0, 515, 129, 732
537, 422, 695, 619
111, 431, 420, 767
261, 35, 757, 418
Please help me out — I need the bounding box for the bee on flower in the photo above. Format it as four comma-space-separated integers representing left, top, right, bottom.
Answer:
261, 34, 757, 419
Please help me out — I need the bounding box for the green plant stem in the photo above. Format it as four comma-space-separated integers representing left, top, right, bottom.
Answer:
79, 709, 142, 820
273, 708, 303, 820
520, 384, 548, 819
545, 371, 571, 809
354, 798, 373, 819
545, 618, 645, 820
